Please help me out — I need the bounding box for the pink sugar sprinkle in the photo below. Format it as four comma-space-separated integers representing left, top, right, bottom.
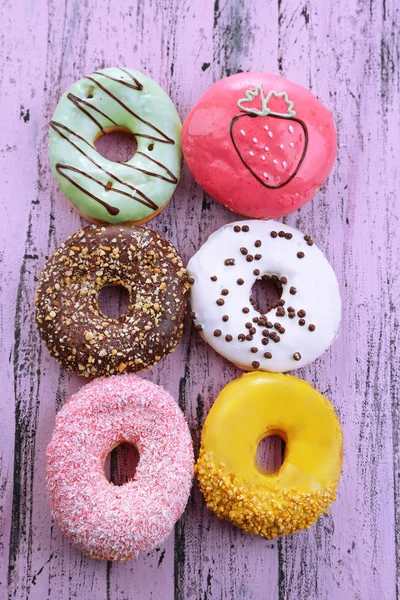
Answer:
46, 374, 194, 561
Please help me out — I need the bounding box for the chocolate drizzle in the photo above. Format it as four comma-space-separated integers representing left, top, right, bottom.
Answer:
92, 68, 144, 90
55, 164, 119, 215
50, 121, 159, 213
67, 93, 118, 133
85, 75, 175, 144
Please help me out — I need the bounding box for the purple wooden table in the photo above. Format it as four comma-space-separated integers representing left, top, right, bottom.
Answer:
1, 1, 399, 598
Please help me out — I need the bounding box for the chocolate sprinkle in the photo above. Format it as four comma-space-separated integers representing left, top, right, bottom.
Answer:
211, 275, 217, 282
270, 231, 277, 238
280, 276, 287, 284
233, 225, 241, 232
242, 225, 250, 232
285, 233, 293, 240
225, 334, 233, 342
249, 327, 256, 334
246, 334, 253, 341
262, 338, 269, 346
297, 252, 305, 259
238, 333, 245, 341
221, 289, 229, 296
242, 307, 250, 314
262, 329, 270, 337
297, 309, 306, 317
299, 319, 306, 326
245, 322, 252, 329
224, 258, 235, 266
264, 352, 272, 359
246, 255, 254, 262
293, 352, 301, 361
216, 298, 225, 306
222, 315, 229, 322
188, 276, 194, 284
307, 239, 314, 246
252, 361, 260, 369
309, 324, 316, 331
251, 347, 258, 353
237, 278, 244, 285
214, 329, 222, 337
278, 231, 285, 237
255, 240, 262, 247
273, 336, 281, 343
253, 269, 260, 276
240, 247, 248, 255
266, 321, 273, 328
289, 313, 295, 319
255, 254, 262, 260
290, 286, 297, 295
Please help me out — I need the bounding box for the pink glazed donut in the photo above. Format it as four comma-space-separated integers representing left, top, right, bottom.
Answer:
46, 375, 194, 561
182, 73, 337, 219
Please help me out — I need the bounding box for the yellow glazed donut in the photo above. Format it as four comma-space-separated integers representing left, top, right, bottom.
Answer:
195, 372, 342, 538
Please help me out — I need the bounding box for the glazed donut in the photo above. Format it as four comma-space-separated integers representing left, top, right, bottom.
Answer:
182, 72, 336, 219
35, 224, 189, 377
195, 372, 342, 538
187, 220, 341, 373
49, 67, 182, 224
46, 374, 194, 560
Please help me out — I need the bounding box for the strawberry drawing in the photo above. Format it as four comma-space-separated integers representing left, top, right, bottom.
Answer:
230, 87, 308, 189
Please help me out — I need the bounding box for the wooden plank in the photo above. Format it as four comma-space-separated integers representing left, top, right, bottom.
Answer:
0, 0, 399, 598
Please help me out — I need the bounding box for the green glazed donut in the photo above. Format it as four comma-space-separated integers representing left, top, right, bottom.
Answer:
49, 67, 182, 224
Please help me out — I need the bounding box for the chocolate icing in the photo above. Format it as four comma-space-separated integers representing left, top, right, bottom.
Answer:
35, 224, 189, 377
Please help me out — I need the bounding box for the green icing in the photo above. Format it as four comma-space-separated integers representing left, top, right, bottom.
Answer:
49, 67, 182, 223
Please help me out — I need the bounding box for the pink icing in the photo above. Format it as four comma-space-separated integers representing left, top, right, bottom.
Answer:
46, 374, 194, 561
181, 72, 337, 219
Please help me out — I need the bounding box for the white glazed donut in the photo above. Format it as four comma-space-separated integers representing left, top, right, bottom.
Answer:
187, 220, 341, 372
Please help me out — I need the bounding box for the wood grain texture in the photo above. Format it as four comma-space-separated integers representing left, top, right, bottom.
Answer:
0, 0, 399, 598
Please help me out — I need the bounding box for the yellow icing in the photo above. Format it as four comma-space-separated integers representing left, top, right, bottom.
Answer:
195, 372, 343, 538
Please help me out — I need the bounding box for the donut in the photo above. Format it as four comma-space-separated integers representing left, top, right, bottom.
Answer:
187, 220, 341, 373
49, 67, 182, 224
182, 72, 336, 219
46, 374, 194, 560
195, 372, 342, 538
35, 224, 189, 377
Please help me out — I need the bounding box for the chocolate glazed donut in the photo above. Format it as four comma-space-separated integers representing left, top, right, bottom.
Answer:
35, 224, 189, 377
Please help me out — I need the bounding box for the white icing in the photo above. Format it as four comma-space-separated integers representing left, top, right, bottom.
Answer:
268, 131, 273, 138
187, 220, 341, 373
253, 137, 258, 143
249, 151, 254, 156
240, 129, 246, 135
261, 155, 266, 160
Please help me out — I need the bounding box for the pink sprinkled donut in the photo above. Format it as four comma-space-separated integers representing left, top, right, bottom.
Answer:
46, 374, 193, 560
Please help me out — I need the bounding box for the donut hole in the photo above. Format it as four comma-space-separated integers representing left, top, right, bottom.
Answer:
95, 128, 137, 163
104, 442, 140, 486
256, 434, 286, 475
98, 284, 130, 319
250, 276, 283, 314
